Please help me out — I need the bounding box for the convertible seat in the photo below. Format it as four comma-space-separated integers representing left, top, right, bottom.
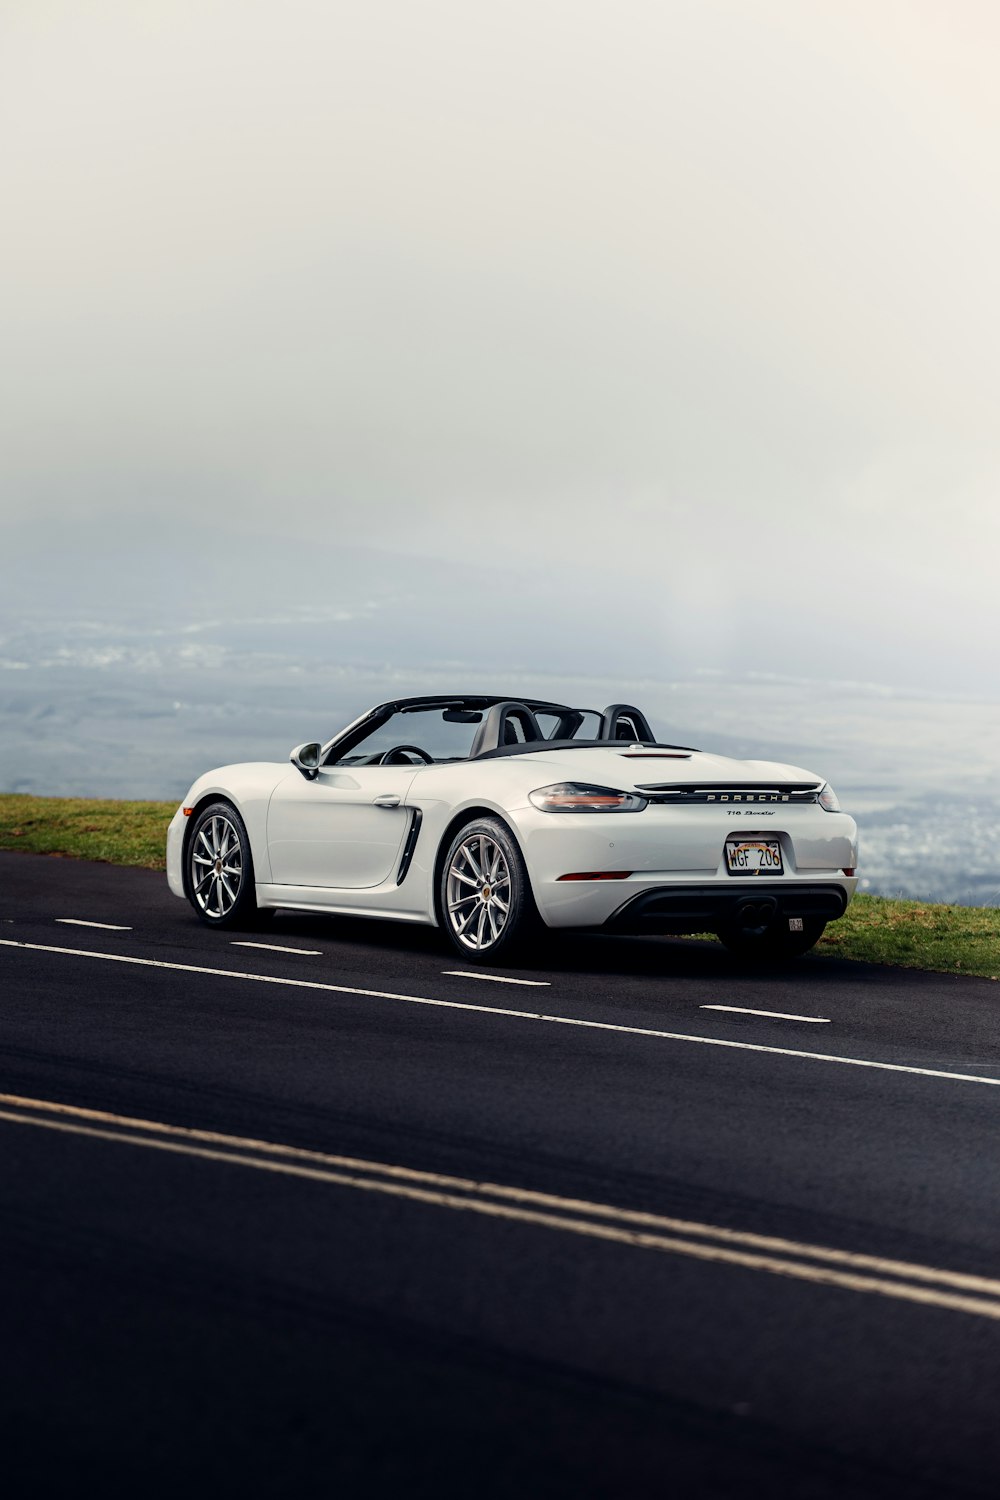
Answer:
469, 701, 544, 758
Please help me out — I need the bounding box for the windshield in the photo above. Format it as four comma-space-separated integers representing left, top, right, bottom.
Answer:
333, 708, 483, 765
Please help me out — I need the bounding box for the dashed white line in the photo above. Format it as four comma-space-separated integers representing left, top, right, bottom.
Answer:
3, 939, 1000, 1090
701, 1005, 830, 1024
55, 918, 132, 931
443, 971, 551, 987
231, 942, 323, 956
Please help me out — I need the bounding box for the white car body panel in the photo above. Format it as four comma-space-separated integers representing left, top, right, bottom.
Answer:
166, 762, 284, 898
265, 766, 418, 888
167, 713, 859, 939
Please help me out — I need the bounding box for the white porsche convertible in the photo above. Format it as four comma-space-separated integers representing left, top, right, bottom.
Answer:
166, 694, 858, 962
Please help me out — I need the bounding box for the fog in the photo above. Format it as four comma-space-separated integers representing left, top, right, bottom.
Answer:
2, 1, 999, 689
2, 3, 999, 901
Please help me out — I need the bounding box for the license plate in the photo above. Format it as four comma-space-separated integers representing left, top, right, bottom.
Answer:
725, 838, 783, 875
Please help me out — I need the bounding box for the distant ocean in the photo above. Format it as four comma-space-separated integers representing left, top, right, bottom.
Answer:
3, 603, 998, 907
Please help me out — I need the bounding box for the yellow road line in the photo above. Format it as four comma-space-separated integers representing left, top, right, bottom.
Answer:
1, 1092, 999, 1320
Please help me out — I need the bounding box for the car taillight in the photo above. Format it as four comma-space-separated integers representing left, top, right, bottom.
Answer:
528, 783, 647, 813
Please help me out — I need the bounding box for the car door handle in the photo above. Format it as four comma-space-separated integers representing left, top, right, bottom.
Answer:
373, 794, 401, 808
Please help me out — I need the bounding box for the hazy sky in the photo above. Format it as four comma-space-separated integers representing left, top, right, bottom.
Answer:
3, 1, 998, 688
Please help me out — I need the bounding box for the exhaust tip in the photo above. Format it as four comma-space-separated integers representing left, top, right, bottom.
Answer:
735, 896, 778, 934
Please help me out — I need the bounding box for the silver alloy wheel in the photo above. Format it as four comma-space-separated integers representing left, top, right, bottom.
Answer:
446, 833, 512, 951
191, 813, 244, 919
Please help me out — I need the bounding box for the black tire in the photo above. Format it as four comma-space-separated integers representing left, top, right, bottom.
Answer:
439, 816, 540, 962
185, 800, 268, 929
716, 917, 826, 961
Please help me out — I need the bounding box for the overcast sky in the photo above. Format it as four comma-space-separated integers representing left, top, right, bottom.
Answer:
2, 1, 998, 690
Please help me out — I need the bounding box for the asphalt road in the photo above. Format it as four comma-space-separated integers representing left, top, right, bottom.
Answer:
3, 851, 1000, 1497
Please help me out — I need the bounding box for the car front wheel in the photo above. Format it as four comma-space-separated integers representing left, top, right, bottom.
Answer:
186, 801, 266, 928
439, 817, 539, 962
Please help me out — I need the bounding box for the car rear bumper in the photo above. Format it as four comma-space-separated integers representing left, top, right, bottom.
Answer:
530, 866, 858, 931
516, 803, 858, 930
601, 880, 851, 935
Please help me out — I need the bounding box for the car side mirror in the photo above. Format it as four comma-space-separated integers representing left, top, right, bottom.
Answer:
290, 742, 322, 781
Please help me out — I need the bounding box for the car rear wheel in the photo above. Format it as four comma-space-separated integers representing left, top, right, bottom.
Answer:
440, 817, 539, 962
716, 916, 826, 961
186, 801, 268, 929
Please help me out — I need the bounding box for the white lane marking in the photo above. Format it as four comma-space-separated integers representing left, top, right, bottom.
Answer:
442, 970, 551, 987
231, 942, 323, 956
3, 939, 1000, 1091
55, 919, 132, 931
701, 1005, 830, 1024
3, 1090, 1000, 1321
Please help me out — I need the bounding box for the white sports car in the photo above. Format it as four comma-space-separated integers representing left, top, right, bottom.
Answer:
166, 694, 858, 962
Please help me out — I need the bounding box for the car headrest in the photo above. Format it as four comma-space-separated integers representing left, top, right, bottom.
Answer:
469, 701, 544, 758
598, 703, 656, 742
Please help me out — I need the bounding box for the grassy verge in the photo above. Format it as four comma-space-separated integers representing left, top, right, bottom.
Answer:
2, 794, 998, 978
681, 900, 998, 980
0, 793, 174, 870
683, 895, 998, 980
815, 894, 999, 980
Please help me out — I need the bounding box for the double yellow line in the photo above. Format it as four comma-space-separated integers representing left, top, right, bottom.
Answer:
2, 1089, 998, 1322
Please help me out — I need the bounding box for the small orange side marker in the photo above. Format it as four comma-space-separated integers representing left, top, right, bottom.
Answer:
183, 808, 194, 817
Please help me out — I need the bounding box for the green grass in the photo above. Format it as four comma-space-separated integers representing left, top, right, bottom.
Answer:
2, 794, 999, 978
0, 793, 174, 870
682, 898, 998, 980
815, 893, 1000, 980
